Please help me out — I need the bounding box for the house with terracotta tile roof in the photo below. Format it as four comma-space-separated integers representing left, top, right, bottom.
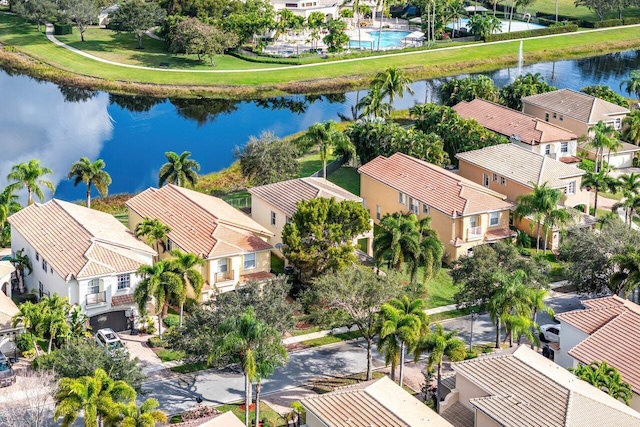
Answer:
439, 345, 640, 427
522, 89, 639, 168
126, 184, 274, 298
7, 199, 156, 332
248, 177, 374, 257
456, 144, 595, 251
358, 153, 515, 261
453, 98, 580, 163
555, 295, 640, 411
301, 375, 453, 427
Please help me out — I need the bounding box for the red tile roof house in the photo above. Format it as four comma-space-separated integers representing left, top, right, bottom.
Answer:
358, 152, 516, 262
453, 98, 581, 165
521, 89, 639, 168
8, 199, 156, 332
555, 295, 640, 411
126, 184, 275, 299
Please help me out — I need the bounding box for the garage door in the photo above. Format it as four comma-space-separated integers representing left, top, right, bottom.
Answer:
90, 310, 129, 332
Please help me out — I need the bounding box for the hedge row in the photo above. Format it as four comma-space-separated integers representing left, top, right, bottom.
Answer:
484, 24, 578, 42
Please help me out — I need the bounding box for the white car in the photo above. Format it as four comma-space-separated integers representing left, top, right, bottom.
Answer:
539, 324, 561, 343
95, 328, 127, 355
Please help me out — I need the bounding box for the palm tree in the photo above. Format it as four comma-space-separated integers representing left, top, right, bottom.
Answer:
0, 186, 21, 243
167, 249, 205, 328
356, 86, 392, 119
514, 182, 563, 252
411, 216, 444, 283
487, 270, 531, 348
541, 207, 579, 253
586, 121, 617, 173
67, 157, 112, 209
9, 248, 32, 294
622, 110, 640, 145
571, 361, 633, 405
581, 170, 619, 217
134, 261, 183, 338
378, 296, 428, 387
371, 67, 415, 104
411, 324, 466, 411
527, 287, 554, 349
106, 398, 167, 427
613, 195, 640, 229
7, 159, 55, 205
38, 293, 71, 353
252, 338, 288, 426
54, 368, 136, 427
134, 218, 171, 261
621, 70, 640, 101
11, 300, 43, 356
158, 151, 200, 188
68, 305, 91, 342
610, 246, 640, 298
374, 212, 421, 273
303, 121, 352, 178
209, 307, 287, 427
615, 172, 640, 224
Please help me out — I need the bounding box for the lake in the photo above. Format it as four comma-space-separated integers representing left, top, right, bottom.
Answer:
1, 49, 639, 202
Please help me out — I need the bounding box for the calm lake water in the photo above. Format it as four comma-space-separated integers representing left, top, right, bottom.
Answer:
1, 49, 639, 202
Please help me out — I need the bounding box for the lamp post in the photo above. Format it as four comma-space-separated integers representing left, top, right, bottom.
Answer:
469, 310, 477, 352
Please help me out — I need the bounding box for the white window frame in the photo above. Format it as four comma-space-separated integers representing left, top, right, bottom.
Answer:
493, 173, 498, 182
409, 198, 419, 214
545, 145, 551, 155
88, 279, 100, 295
244, 252, 256, 270
270, 211, 277, 226
567, 181, 576, 195
42, 259, 48, 272
398, 192, 406, 205
490, 211, 500, 226
500, 176, 507, 186
545, 112, 549, 122
376, 205, 381, 220
615, 118, 622, 130
483, 174, 490, 187
423, 204, 430, 215
560, 142, 568, 153
117, 274, 130, 290
35, 252, 39, 261
469, 215, 478, 228
216, 259, 228, 273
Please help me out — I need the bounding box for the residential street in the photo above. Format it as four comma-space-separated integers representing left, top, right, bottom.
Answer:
142, 290, 585, 416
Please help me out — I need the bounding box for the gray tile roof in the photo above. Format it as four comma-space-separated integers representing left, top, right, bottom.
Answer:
456, 143, 584, 189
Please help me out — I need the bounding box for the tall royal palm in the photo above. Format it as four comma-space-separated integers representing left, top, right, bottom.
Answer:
135, 218, 171, 261
621, 69, 640, 101
541, 207, 579, 253
209, 307, 287, 427
356, 86, 392, 119
581, 170, 619, 217
527, 287, 554, 349
411, 324, 466, 411
622, 110, 640, 145
54, 368, 136, 427
158, 151, 200, 188
9, 248, 32, 295
587, 121, 616, 173
615, 172, 640, 224
488, 270, 532, 348
378, 296, 428, 387
0, 186, 21, 245
134, 261, 183, 338
514, 182, 563, 252
7, 159, 55, 205
412, 216, 444, 283
167, 249, 205, 328
304, 121, 352, 178
610, 246, 640, 298
67, 157, 112, 209
374, 212, 421, 273
371, 67, 415, 104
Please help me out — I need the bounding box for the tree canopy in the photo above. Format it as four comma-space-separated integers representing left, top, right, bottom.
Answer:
236, 131, 300, 186
108, 0, 166, 49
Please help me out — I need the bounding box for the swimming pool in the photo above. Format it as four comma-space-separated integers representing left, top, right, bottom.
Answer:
455, 18, 546, 33
349, 30, 411, 49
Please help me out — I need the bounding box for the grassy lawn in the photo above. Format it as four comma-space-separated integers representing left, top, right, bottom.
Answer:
170, 361, 209, 374
327, 166, 360, 195
522, 248, 566, 281
299, 331, 362, 348
423, 268, 457, 308
297, 153, 335, 178
215, 402, 285, 427
598, 191, 624, 201
156, 349, 185, 362
3, 13, 640, 91
430, 306, 478, 322
510, 0, 640, 21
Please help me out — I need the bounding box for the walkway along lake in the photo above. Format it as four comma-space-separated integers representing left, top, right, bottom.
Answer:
1, 49, 639, 202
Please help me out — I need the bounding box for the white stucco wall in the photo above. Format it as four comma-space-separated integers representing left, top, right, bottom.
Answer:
556, 320, 589, 369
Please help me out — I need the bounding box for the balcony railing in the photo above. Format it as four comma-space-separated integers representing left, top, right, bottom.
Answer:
214, 270, 235, 284
467, 226, 483, 241
86, 291, 106, 305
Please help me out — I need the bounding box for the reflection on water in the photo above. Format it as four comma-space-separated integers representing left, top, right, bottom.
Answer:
1, 49, 639, 201
0, 73, 113, 204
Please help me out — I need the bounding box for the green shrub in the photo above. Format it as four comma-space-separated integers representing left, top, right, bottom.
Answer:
593, 19, 623, 29
16, 332, 35, 352
164, 314, 180, 328
484, 24, 577, 42
53, 23, 73, 35
633, 156, 639, 167
148, 337, 166, 348
464, 351, 478, 360
516, 231, 532, 248
519, 247, 531, 257
623, 17, 640, 25
157, 349, 184, 362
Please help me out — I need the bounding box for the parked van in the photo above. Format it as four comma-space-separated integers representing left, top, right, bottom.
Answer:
0, 351, 16, 387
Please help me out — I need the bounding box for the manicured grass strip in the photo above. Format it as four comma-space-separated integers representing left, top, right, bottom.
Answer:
170, 361, 209, 374
299, 331, 362, 348
327, 166, 360, 196
297, 153, 335, 177
2, 12, 640, 90
157, 349, 185, 362
430, 307, 477, 322
215, 403, 285, 427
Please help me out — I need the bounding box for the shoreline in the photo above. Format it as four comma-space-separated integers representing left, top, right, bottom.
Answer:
1, 24, 640, 99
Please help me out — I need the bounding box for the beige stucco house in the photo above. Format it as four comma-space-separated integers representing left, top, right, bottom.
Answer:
439, 345, 640, 426
555, 296, 640, 411
453, 98, 580, 163
126, 184, 274, 298
301, 375, 453, 427
248, 177, 373, 257
358, 153, 515, 262
8, 199, 156, 332
522, 89, 639, 168
457, 144, 595, 250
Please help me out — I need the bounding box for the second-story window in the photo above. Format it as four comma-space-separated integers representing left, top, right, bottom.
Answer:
483, 174, 490, 187
244, 252, 256, 270
88, 279, 100, 295
398, 192, 406, 205
270, 211, 277, 226
376, 205, 381, 220
117, 274, 130, 290
42, 259, 48, 272
545, 145, 551, 155
490, 212, 499, 226
567, 181, 576, 195
561, 142, 568, 153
